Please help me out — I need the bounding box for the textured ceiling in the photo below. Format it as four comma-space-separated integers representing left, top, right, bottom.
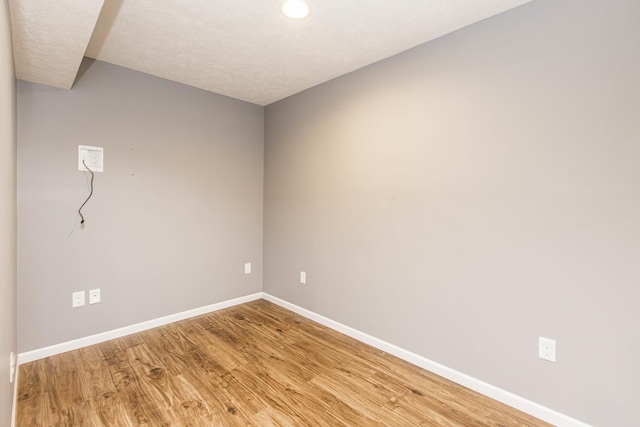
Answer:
9, 0, 105, 89
10, 0, 534, 105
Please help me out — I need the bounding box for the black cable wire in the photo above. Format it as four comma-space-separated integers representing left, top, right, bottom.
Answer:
78, 160, 94, 224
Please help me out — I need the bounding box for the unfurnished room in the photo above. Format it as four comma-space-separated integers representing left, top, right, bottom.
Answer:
0, 0, 638, 426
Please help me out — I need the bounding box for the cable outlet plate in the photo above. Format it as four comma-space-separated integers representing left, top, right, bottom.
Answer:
539, 337, 556, 362
78, 145, 104, 172
89, 288, 101, 304
244, 263, 251, 274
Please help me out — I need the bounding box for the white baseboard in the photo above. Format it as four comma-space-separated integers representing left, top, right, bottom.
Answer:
262, 293, 593, 427
10, 354, 18, 427
18, 293, 263, 364
16, 291, 592, 427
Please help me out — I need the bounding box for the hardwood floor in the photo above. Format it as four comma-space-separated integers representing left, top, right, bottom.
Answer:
16, 300, 551, 426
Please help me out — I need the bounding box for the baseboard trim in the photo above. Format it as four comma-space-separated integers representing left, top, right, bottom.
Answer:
10, 354, 19, 427
16, 291, 592, 427
262, 293, 593, 427
18, 293, 263, 364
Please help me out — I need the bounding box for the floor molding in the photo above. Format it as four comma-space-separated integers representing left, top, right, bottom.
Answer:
10, 355, 18, 427
16, 291, 592, 427
262, 293, 593, 427
18, 293, 263, 364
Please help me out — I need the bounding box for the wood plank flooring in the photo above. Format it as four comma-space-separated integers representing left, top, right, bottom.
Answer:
16, 300, 552, 426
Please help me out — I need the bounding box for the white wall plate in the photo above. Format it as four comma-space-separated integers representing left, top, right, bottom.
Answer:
78, 145, 104, 172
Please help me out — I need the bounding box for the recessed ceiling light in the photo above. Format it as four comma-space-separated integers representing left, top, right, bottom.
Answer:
280, 0, 311, 20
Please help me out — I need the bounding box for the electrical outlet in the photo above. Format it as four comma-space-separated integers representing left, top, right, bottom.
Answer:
539, 337, 556, 362
89, 288, 101, 304
9, 352, 16, 384
244, 263, 251, 274
300, 271, 307, 284
72, 291, 85, 308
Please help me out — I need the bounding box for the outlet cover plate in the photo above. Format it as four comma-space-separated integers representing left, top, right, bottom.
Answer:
72, 291, 86, 308
79, 145, 104, 172
89, 288, 101, 304
300, 271, 307, 284
9, 352, 16, 383
244, 263, 251, 274
539, 337, 556, 362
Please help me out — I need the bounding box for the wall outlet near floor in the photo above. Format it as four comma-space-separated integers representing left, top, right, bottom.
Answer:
300, 271, 307, 284
89, 288, 101, 304
539, 337, 556, 362
244, 263, 252, 274
72, 291, 86, 307
9, 352, 16, 383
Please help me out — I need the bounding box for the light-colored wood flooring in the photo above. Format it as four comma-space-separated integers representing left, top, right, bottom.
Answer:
16, 300, 551, 426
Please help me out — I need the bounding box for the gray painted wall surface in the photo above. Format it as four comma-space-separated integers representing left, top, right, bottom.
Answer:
264, 1, 640, 425
0, 0, 16, 424
17, 60, 264, 352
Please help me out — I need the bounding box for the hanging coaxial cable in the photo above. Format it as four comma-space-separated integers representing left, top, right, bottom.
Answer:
78, 160, 94, 224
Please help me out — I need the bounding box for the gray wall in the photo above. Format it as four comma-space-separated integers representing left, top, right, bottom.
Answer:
264, 0, 640, 425
17, 60, 264, 352
0, 0, 16, 424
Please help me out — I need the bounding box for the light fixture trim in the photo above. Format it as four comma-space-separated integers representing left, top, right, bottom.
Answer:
280, 0, 311, 20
